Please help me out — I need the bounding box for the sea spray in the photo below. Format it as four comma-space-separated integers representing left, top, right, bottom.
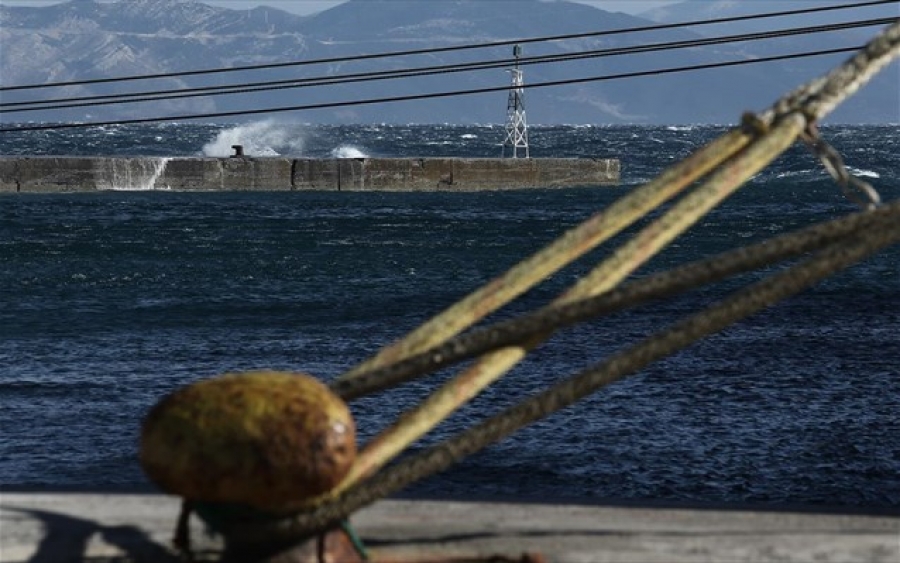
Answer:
330, 145, 369, 158
202, 121, 306, 157
97, 157, 171, 190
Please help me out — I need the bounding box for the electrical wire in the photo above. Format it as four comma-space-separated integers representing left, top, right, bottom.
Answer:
0, 45, 865, 133
1, 17, 892, 114
0, 0, 894, 92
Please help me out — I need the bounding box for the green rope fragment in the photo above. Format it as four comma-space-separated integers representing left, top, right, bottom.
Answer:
341, 519, 371, 561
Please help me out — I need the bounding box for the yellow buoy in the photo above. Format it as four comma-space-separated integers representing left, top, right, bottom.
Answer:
140, 370, 356, 513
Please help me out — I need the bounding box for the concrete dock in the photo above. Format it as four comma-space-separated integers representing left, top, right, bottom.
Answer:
0, 156, 620, 193
2, 493, 897, 562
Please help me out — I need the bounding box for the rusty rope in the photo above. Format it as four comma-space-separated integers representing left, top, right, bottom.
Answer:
334, 126, 753, 381
331, 201, 900, 402
335, 18, 900, 389
323, 19, 900, 497
229, 216, 900, 542
335, 114, 799, 489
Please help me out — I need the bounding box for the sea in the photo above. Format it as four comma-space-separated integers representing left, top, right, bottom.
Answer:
1, 121, 898, 511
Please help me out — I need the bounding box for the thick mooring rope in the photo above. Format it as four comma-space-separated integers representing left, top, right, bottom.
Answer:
334, 19, 900, 388
335, 20, 900, 490
229, 217, 900, 543
331, 201, 900, 402
219, 20, 900, 544
340, 114, 799, 486
334, 126, 754, 381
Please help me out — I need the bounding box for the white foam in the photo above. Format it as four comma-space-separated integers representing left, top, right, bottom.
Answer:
848, 167, 880, 179
330, 145, 368, 158
202, 120, 305, 157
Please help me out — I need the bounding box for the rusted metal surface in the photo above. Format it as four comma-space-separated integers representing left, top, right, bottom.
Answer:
140, 371, 357, 513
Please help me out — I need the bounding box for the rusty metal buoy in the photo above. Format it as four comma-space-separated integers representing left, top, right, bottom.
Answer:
140, 370, 356, 513
140, 370, 363, 561
140, 371, 546, 562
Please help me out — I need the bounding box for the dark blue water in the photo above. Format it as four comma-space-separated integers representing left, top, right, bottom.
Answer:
1, 123, 899, 509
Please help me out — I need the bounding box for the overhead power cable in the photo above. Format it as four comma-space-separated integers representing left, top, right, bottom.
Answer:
1, 17, 892, 114
0, 0, 894, 92
0, 45, 865, 133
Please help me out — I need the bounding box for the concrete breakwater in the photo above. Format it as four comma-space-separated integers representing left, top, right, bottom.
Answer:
0, 156, 619, 193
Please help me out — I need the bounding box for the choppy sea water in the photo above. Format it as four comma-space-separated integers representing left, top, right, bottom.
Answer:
1, 122, 898, 510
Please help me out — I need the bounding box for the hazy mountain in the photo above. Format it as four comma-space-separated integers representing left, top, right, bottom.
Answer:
640, 0, 898, 34
639, 0, 899, 57
636, 0, 899, 123
1, 0, 896, 124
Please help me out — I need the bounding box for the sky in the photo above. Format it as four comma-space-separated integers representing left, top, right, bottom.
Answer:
0, 0, 682, 16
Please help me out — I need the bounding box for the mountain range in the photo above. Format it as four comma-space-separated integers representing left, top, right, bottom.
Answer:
0, 0, 897, 124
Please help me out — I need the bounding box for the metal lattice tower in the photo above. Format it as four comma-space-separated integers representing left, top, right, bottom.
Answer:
501, 44, 529, 159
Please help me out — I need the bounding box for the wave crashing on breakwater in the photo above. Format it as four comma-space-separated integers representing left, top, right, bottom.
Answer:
202, 121, 307, 157
201, 121, 371, 159
331, 145, 368, 158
